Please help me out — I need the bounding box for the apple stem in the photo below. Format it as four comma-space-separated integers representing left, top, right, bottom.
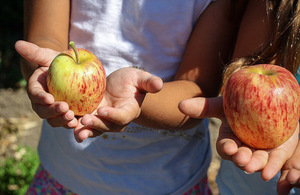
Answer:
69, 41, 79, 64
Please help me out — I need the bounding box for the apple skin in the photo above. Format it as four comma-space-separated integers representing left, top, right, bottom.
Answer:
223, 64, 300, 149
47, 42, 106, 116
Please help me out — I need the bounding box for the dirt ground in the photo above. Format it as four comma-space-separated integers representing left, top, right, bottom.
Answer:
0, 88, 221, 194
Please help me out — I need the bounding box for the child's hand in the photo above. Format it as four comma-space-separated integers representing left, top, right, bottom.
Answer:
277, 140, 300, 195
15, 41, 78, 128
178, 96, 299, 181
73, 67, 163, 143
217, 122, 299, 181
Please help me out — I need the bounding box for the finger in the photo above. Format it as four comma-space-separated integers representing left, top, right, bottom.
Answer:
262, 127, 299, 181
232, 146, 253, 167
135, 71, 163, 93
261, 149, 287, 181
73, 120, 84, 143
15, 40, 59, 67
75, 128, 103, 143
46, 110, 77, 128
74, 117, 106, 143
80, 114, 127, 132
97, 104, 139, 126
243, 150, 268, 174
216, 137, 239, 160
178, 96, 224, 119
285, 169, 300, 186
32, 101, 69, 119
277, 170, 293, 195
66, 118, 79, 129
27, 67, 54, 105
216, 124, 242, 159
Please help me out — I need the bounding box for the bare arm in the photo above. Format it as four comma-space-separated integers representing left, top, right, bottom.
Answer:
74, 0, 238, 141
217, 0, 299, 181
134, 0, 237, 130
22, 0, 70, 81
18, 0, 237, 140
180, 0, 300, 182
231, 0, 272, 59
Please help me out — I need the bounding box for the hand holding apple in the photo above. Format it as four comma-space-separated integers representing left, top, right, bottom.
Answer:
73, 67, 163, 143
223, 64, 300, 149
15, 40, 163, 141
47, 41, 106, 116
15, 40, 78, 128
179, 96, 299, 181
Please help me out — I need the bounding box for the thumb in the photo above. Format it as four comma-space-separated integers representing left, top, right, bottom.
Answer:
136, 71, 163, 93
178, 96, 224, 119
15, 40, 59, 67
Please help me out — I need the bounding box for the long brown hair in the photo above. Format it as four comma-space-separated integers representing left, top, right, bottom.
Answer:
223, 0, 300, 86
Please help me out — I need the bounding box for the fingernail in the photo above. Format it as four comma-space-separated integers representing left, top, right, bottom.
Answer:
67, 120, 76, 128
244, 171, 253, 175
64, 114, 70, 121
57, 104, 66, 113
75, 136, 82, 143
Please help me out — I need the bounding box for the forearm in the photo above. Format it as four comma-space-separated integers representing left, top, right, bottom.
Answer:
134, 0, 236, 130
22, 0, 70, 81
134, 80, 203, 130
134, 0, 237, 130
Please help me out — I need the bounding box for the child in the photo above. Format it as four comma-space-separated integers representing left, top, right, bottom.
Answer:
16, 0, 239, 194
179, 0, 300, 194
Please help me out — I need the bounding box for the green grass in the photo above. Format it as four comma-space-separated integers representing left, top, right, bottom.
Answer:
0, 146, 40, 195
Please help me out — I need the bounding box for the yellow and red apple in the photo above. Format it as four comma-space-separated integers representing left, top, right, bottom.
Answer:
223, 64, 300, 149
47, 41, 106, 116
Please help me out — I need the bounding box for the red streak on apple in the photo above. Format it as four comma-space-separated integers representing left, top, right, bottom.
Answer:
223, 64, 300, 149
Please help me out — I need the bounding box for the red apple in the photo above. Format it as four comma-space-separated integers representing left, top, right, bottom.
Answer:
47, 41, 106, 116
223, 64, 300, 149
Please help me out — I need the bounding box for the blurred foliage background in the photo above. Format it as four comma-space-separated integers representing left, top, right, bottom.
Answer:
0, 2, 41, 194
0, 0, 25, 88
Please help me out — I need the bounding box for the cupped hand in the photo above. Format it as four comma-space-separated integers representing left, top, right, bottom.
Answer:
74, 67, 163, 143
15, 40, 78, 128
178, 96, 299, 181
